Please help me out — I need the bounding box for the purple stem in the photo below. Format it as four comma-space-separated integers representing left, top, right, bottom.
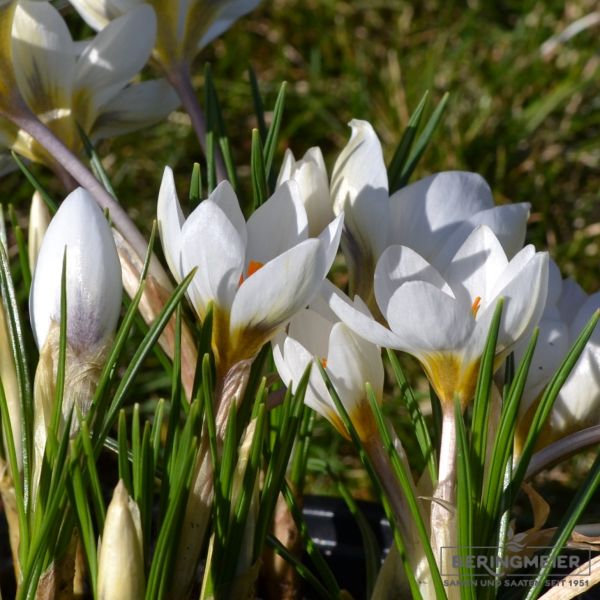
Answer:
166, 62, 227, 183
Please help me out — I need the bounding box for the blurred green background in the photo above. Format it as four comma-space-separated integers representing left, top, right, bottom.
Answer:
4, 0, 600, 291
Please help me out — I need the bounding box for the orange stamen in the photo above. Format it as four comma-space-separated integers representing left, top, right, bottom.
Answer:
320, 358, 328, 369
239, 260, 264, 285
471, 296, 482, 317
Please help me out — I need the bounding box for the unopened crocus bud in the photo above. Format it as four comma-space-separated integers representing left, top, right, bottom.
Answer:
28, 191, 51, 272
30, 188, 122, 487
97, 480, 145, 600
277, 147, 333, 237
30, 187, 122, 354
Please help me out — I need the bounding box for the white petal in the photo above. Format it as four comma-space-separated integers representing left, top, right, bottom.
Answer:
327, 322, 384, 415
317, 212, 344, 276
181, 199, 244, 316
245, 181, 308, 266
443, 225, 508, 308
91, 79, 180, 140
469, 251, 549, 362
559, 278, 589, 327
288, 308, 334, 360
433, 203, 530, 267
157, 166, 185, 282
551, 343, 600, 432
12, 0, 75, 115
386, 281, 473, 355
331, 120, 390, 258
277, 147, 332, 237
517, 318, 569, 415
570, 291, 600, 342
374, 244, 450, 319
230, 239, 324, 335
206, 180, 247, 249
321, 280, 404, 349
68, 0, 137, 31
197, 0, 262, 49
276, 148, 295, 184
30, 188, 122, 350
388, 171, 494, 260
74, 5, 156, 121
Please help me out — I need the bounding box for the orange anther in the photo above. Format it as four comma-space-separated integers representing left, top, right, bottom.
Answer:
320, 358, 328, 369
239, 260, 264, 285
471, 296, 482, 317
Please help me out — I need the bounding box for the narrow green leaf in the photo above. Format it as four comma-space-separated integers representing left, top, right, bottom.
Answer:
10, 151, 58, 213
266, 534, 332, 600
250, 128, 268, 209
480, 331, 538, 547
387, 349, 437, 481
263, 81, 287, 182
117, 409, 133, 493
525, 448, 600, 600
248, 65, 268, 141
397, 92, 449, 187
388, 91, 429, 193
512, 309, 600, 498
455, 397, 475, 599
189, 162, 203, 208
77, 123, 117, 197
470, 298, 503, 497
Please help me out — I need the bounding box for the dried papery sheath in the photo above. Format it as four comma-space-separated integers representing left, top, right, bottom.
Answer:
28, 191, 50, 272
97, 480, 145, 600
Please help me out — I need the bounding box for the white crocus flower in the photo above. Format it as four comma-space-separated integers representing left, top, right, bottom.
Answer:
330, 119, 531, 312
325, 224, 548, 582
272, 298, 384, 442
325, 225, 548, 411
157, 166, 343, 380
97, 480, 145, 600
0, 1, 178, 168
68, 0, 261, 71
277, 147, 333, 238
517, 273, 600, 447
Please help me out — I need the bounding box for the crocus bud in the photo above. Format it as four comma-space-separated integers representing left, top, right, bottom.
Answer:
277, 147, 333, 237
28, 191, 51, 272
30, 187, 122, 353
97, 480, 145, 600
30, 188, 122, 486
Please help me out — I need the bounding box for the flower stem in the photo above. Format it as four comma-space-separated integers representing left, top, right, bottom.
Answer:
8, 109, 151, 266
166, 62, 227, 183
431, 409, 459, 590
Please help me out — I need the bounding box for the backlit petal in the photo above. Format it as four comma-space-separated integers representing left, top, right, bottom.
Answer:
157, 166, 185, 282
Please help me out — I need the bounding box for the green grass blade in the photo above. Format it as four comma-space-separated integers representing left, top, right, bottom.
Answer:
470, 298, 503, 498
0, 242, 33, 511
388, 91, 429, 193
250, 128, 268, 209
512, 309, 600, 498
397, 92, 449, 188
10, 151, 57, 213
387, 349, 437, 481
455, 397, 475, 599
263, 81, 287, 183
524, 448, 600, 600
480, 330, 538, 547
365, 383, 446, 599
266, 534, 333, 600
189, 162, 203, 208
77, 123, 117, 197
248, 65, 268, 142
